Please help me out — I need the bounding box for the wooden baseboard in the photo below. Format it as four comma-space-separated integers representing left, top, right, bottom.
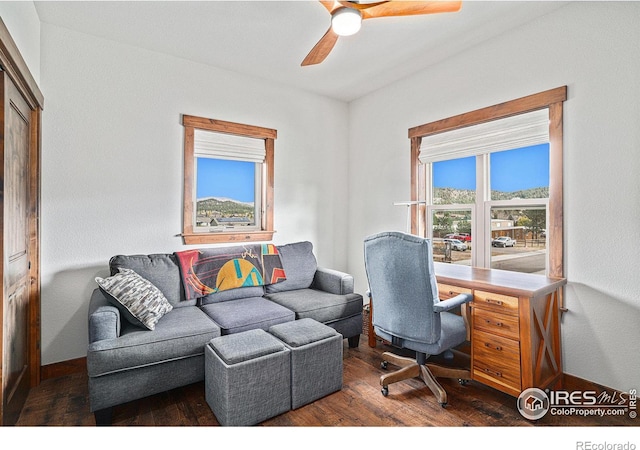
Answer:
41, 357, 87, 381
38, 355, 624, 402
562, 372, 622, 396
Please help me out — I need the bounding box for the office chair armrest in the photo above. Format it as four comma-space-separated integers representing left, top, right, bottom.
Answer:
433, 293, 472, 313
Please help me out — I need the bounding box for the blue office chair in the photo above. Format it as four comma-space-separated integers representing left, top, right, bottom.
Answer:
363, 231, 472, 407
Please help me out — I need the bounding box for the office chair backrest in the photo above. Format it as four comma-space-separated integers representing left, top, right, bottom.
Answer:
364, 231, 441, 345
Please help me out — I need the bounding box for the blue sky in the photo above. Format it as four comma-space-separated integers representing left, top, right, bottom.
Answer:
433, 143, 549, 191
196, 158, 255, 203
433, 155, 476, 190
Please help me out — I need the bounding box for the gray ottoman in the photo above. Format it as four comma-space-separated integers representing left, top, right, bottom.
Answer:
205, 328, 291, 426
269, 318, 343, 409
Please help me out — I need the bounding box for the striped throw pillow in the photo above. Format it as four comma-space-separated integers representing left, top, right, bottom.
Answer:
96, 268, 173, 330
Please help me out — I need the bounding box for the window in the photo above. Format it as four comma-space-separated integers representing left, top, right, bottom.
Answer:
489, 206, 547, 272
429, 156, 475, 263
487, 144, 549, 273
182, 115, 276, 244
490, 144, 549, 201
409, 87, 566, 278
432, 156, 476, 205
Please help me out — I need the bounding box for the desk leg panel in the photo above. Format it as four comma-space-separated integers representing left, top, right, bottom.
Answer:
519, 289, 563, 391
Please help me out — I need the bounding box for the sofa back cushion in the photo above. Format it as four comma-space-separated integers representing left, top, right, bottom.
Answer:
199, 285, 266, 306
109, 254, 196, 307
265, 241, 317, 294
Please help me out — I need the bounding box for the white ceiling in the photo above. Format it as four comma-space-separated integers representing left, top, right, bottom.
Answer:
34, 1, 569, 102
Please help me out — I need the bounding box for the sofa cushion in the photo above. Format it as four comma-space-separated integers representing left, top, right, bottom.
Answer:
265, 241, 317, 293
264, 289, 363, 324
110, 254, 193, 307
200, 297, 295, 335
95, 268, 173, 331
208, 329, 286, 365
268, 318, 338, 348
87, 306, 220, 377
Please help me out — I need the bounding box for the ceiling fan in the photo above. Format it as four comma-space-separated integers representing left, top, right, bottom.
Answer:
301, 1, 463, 66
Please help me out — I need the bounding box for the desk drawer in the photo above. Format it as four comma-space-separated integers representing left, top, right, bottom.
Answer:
473, 358, 522, 395
473, 290, 519, 316
473, 330, 521, 394
473, 329, 520, 365
473, 308, 519, 340
438, 283, 472, 300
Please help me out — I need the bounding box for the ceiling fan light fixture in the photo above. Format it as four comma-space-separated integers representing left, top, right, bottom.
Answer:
331, 8, 362, 36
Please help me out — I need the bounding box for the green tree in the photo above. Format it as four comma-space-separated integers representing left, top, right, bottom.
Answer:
433, 212, 453, 238
519, 210, 546, 239
457, 218, 472, 235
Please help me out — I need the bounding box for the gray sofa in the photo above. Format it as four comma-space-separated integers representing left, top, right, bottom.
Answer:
87, 241, 363, 425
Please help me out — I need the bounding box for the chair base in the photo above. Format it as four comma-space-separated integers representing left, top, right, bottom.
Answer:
379, 351, 470, 406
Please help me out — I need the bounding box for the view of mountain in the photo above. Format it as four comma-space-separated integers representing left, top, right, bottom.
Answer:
196, 197, 254, 219
433, 187, 549, 204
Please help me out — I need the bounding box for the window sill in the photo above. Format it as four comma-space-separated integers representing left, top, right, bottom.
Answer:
181, 231, 275, 245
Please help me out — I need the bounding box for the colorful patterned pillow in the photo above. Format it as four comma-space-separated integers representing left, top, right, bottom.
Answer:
96, 268, 173, 330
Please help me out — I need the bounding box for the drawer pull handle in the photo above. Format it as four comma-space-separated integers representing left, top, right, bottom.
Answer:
484, 368, 503, 378
485, 319, 504, 327
486, 298, 503, 306
449, 291, 459, 296
484, 342, 503, 351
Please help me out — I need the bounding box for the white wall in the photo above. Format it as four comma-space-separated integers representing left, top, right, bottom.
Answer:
0, 1, 41, 83
347, 2, 640, 392
39, 23, 350, 365
8, 1, 639, 394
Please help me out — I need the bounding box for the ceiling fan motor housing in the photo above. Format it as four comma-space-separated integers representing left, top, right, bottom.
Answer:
331, 7, 363, 36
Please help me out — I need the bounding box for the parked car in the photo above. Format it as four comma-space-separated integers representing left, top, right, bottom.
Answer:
445, 233, 471, 242
444, 238, 468, 251
492, 236, 516, 247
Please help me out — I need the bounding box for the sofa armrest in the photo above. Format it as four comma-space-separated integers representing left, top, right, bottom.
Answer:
88, 288, 121, 343
311, 267, 354, 295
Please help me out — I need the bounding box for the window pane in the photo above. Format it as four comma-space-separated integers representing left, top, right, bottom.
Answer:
490, 207, 546, 274
195, 157, 257, 231
432, 209, 472, 266
490, 144, 549, 200
432, 156, 476, 205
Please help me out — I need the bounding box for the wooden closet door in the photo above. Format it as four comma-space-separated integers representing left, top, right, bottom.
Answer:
1, 71, 33, 425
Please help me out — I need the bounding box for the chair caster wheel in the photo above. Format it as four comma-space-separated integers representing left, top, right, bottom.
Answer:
381, 361, 388, 370
440, 402, 448, 408
458, 379, 470, 385
381, 387, 389, 397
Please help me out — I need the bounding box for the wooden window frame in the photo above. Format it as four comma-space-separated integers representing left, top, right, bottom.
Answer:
408, 86, 567, 280
181, 115, 276, 245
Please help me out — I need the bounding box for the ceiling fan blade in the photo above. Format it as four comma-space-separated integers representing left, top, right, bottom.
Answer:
319, 1, 341, 14
301, 27, 340, 66
359, 1, 462, 20
337, 1, 388, 10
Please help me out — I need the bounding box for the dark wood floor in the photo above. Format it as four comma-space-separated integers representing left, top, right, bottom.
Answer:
16, 336, 635, 428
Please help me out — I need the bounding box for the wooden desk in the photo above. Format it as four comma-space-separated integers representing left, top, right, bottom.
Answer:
367, 263, 567, 397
